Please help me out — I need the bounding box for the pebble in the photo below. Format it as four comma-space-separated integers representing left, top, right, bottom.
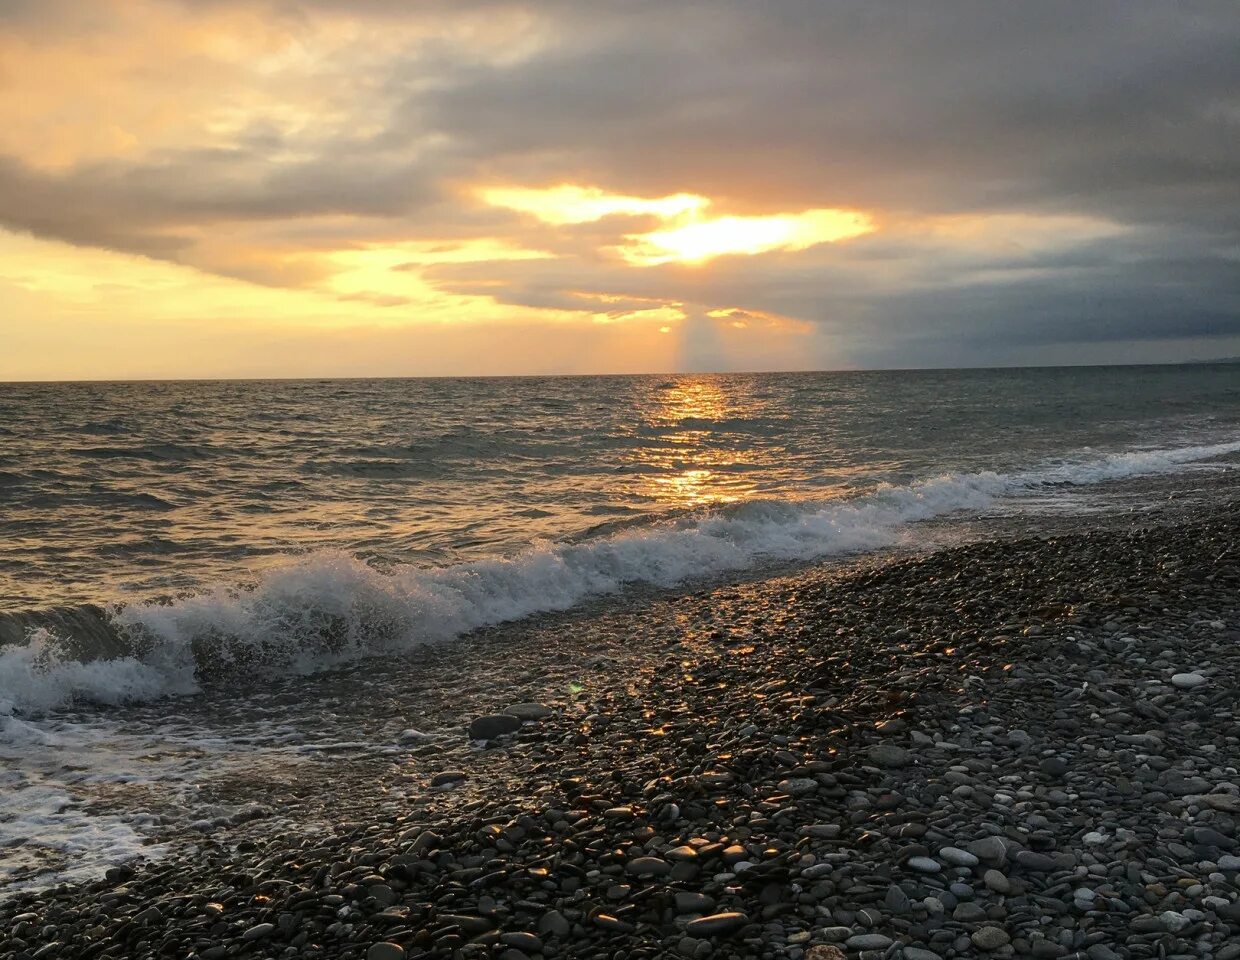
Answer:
503, 702, 552, 720
940, 846, 979, 867
971, 926, 1012, 950
983, 869, 1011, 893
685, 912, 748, 937
468, 714, 522, 739
845, 933, 893, 950
1171, 671, 1207, 689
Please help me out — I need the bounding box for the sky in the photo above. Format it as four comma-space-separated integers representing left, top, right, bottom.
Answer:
1, 1, 1239, 379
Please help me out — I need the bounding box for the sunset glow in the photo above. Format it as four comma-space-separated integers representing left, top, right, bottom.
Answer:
1, 1, 1236, 378
623, 208, 875, 265
478, 185, 708, 225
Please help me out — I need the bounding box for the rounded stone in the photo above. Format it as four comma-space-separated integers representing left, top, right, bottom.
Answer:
468, 714, 522, 739
971, 926, 1012, 950
940, 846, 979, 867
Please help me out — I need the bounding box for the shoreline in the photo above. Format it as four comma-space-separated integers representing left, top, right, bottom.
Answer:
5, 503, 1240, 959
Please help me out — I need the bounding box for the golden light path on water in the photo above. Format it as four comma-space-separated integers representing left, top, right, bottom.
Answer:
625, 377, 766, 509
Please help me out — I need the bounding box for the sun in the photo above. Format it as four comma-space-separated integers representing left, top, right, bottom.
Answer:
622, 209, 873, 265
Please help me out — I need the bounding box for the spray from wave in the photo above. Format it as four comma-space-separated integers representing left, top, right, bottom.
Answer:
2, 438, 1237, 716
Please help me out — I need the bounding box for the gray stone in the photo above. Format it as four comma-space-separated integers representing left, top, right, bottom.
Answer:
940, 846, 979, 867
885, 884, 911, 914
1039, 757, 1069, 777
503, 702, 552, 720
845, 934, 893, 950
778, 777, 819, 796
1171, 672, 1207, 689
868, 744, 910, 768
968, 836, 1011, 864
367, 945, 406, 960
971, 926, 1011, 950
1015, 850, 1058, 872
538, 910, 571, 938
500, 933, 543, 952
675, 891, 716, 914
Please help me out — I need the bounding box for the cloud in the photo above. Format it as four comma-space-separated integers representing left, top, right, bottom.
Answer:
1, 0, 1238, 370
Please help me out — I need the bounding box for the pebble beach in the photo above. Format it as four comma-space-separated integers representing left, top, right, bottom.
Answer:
5, 491, 1240, 960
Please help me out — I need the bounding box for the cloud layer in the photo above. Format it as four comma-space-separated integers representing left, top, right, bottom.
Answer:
2, 0, 1239, 375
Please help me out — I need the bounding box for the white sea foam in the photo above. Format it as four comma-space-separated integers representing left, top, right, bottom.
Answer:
1, 437, 1237, 718
0, 710, 311, 893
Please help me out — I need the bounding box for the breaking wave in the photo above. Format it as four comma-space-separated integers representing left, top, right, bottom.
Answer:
2, 438, 1237, 717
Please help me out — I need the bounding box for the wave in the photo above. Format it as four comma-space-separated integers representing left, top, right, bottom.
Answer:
2, 438, 1238, 717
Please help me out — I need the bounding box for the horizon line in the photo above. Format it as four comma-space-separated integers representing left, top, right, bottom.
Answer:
1, 356, 1237, 386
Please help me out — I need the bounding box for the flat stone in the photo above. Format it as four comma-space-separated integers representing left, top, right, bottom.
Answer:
777, 777, 819, 796
367, 945, 406, 960
968, 836, 1012, 864
907, 856, 941, 873
499, 933, 543, 952
242, 923, 274, 941
439, 914, 496, 935
468, 714, 522, 739
903, 950, 943, 960
430, 770, 467, 787
685, 912, 748, 937
1171, 672, 1207, 689
503, 702, 552, 720
1015, 850, 1058, 872
675, 891, 716, 914
626, 856, 671, 876
940, 846, 979, 867
868, 744, 910, 768
592, 914, 635, 933
845, 934, 893, 950
1203, 794, 1240, 814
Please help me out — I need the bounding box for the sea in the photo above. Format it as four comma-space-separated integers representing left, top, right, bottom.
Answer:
2, 363, 1240, 892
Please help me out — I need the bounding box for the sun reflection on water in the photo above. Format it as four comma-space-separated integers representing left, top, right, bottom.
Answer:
624, 376, 767, 510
